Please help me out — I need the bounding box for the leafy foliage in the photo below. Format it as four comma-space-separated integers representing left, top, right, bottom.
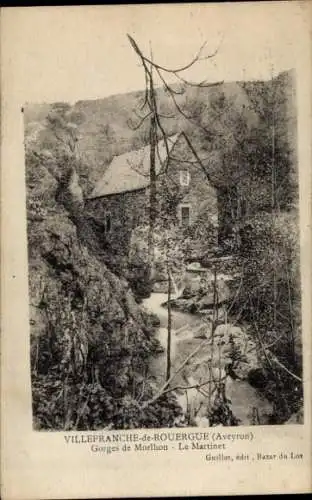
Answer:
26, 67, 301, 428
234, 211, 302, 422
26, 106, 183, 431
127, 254, 154, 302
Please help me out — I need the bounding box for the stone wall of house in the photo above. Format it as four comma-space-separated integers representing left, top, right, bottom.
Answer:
86, 135, 219, 256
156, 135, 218, 232
85, 188, 149, 255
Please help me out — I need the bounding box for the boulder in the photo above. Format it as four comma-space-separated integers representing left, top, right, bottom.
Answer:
152, 280, 169, 293
186, 262, 205, 272
286, 405, 304, 424
182, 279, 202, 298
197, 280, 231, 309
247, 368, 268, 389
213, 324, 261, 380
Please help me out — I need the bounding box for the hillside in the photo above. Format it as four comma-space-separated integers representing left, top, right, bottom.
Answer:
24, 69, 296, 201
24, 67, 302, 429
26, 135, 183, 430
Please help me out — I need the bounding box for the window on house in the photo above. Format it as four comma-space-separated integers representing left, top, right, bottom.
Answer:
180, 205, 191, 227
105, 212, 112, 233
180, 170, 190, 186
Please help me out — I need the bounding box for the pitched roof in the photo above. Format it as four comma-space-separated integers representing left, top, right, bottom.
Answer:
90, 133, 180, 198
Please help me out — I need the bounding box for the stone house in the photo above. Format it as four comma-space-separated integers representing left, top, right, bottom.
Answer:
86, 133, 219, 256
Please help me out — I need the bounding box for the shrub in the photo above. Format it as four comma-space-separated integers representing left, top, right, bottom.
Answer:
236, 211, 302, 422
127, 256, 153, 302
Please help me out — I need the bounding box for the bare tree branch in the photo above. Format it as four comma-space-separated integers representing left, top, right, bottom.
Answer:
140, 336, 213, 409
265, 349, 302, 382
127, 110, 152, 131
175, 73, 224, 89
127, 34, 222, 74
126, 157, 149, 178
180, 131, 216, 186
162, 374, 227, 396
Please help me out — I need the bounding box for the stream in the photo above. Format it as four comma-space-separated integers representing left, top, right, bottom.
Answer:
142, 292, 273, 426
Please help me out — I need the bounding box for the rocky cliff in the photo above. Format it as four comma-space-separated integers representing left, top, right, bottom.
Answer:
27, 151, 181, 430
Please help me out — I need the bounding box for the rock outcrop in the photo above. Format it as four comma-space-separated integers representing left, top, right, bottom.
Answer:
164, 322, 272, 426
27, 152, 181, 430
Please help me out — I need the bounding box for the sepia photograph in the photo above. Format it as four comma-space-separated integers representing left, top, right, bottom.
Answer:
24, 31, 303, 432
1, 3, 311, 499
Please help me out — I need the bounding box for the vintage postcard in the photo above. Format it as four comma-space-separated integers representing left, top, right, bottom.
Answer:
1, 2, 311, 498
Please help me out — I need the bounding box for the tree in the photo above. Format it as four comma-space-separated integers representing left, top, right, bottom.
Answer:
127, 34, 222, 271
129, 219, 186, 380
126, 36, 250, 424
155, 222, 186, 381
28, 103, 89, 200
206, 72, 302, 421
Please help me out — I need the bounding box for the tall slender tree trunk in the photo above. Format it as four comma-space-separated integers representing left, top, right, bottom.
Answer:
166, 264, 172, 381
148, 110, 157, 277
212, 266, 218, 328
271, 70, 277, 331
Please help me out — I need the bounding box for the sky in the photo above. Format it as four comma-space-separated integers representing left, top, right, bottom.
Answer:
1, 3, 310, 105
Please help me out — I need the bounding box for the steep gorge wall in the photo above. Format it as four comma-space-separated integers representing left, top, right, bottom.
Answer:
27, 156, 180, 430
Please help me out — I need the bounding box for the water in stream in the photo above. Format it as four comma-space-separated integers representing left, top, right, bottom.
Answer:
142, 292, 273, 426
